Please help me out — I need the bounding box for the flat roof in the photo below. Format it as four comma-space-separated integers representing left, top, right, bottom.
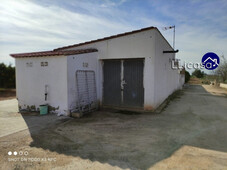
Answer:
10, 49, 98, 58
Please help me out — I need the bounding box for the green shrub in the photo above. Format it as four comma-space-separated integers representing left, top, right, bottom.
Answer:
0, 63, 15, 88
185, 71, 190, 83
192, 69, 205, 78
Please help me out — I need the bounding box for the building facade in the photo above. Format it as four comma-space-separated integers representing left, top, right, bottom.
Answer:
11, 27, 184, 116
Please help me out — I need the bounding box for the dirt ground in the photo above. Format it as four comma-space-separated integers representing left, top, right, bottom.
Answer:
0, 84, 227, 170
0, 89, 16, 101
188, 77, 203, 84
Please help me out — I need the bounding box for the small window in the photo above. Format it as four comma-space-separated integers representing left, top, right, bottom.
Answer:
26, 62, 33, 67
41, 61, 48, 67
83, 62, 88, 67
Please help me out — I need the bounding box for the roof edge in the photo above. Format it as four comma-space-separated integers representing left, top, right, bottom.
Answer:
155, 29, 174, 51
10, 49, 98, 58
54, 26, 157, 51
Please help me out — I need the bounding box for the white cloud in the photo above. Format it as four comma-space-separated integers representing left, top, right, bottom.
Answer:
148, 0, 227, 73
0, 0, 226, 76
0, 0, 132, 65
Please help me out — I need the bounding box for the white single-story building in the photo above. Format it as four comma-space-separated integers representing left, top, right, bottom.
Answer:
10, 26, 185, 116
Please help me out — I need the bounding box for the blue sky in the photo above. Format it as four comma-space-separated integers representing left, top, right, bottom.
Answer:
0, 0, 227, 73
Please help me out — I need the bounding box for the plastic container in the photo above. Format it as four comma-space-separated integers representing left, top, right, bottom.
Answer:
39, 105, 48, 115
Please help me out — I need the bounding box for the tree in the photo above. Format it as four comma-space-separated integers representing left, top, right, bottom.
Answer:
215, 56, 227, 83
185, 70, 190, 83
0, 63, 15, 88
192, 69, 205, 78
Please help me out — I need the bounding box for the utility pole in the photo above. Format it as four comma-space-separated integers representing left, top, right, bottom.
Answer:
173, 25, 175, 50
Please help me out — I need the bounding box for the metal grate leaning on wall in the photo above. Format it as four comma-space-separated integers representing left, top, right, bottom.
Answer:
76, 70, 97, 113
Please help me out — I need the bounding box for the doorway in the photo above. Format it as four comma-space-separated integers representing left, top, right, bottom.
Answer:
103, 59, 144, 108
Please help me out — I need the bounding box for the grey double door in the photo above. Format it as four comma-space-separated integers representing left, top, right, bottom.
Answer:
103, 59, 144, 108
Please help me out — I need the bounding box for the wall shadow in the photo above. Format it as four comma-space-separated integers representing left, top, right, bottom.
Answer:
21, 84, 227, 169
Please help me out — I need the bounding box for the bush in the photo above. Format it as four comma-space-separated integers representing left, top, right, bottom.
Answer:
185, 71, 190, 83
0, 63, 15, 88
192, 69, 205, 78
201, 80, 210, 85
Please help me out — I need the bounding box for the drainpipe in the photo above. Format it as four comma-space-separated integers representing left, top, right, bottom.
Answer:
45, 85, 48, 101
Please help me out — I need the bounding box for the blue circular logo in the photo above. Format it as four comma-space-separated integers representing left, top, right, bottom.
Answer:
202, 52, 220, 70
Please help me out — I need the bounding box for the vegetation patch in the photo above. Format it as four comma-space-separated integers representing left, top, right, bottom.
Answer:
49, 105, 59, 112
156, 90, 183, 113
0, 63, 15, 88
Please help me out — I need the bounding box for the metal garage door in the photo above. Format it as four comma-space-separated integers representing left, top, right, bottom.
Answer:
103, 60, 121, 106
123, 59, 144, 107
103, 59, 144, 108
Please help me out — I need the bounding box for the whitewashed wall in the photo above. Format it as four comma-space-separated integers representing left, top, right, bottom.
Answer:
63, 30, 156, 60
66, 52, 100, 112
63, 30, 157, 110
15, 28, 184, 114
179, 74, 185, 89
153, 29, 184, 108
14, 28, 184, 115
15, 56, 68, 115
62, 29, 185, 110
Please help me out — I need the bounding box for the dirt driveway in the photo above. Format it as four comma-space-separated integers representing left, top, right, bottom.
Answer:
0, 85, 227, 170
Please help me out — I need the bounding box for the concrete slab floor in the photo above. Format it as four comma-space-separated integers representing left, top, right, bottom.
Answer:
0, 99, 71, 138
0, 84, 227, 170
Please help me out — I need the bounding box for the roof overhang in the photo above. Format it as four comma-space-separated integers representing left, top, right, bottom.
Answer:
163, 50, 179, 53
10, 49, 98, 58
